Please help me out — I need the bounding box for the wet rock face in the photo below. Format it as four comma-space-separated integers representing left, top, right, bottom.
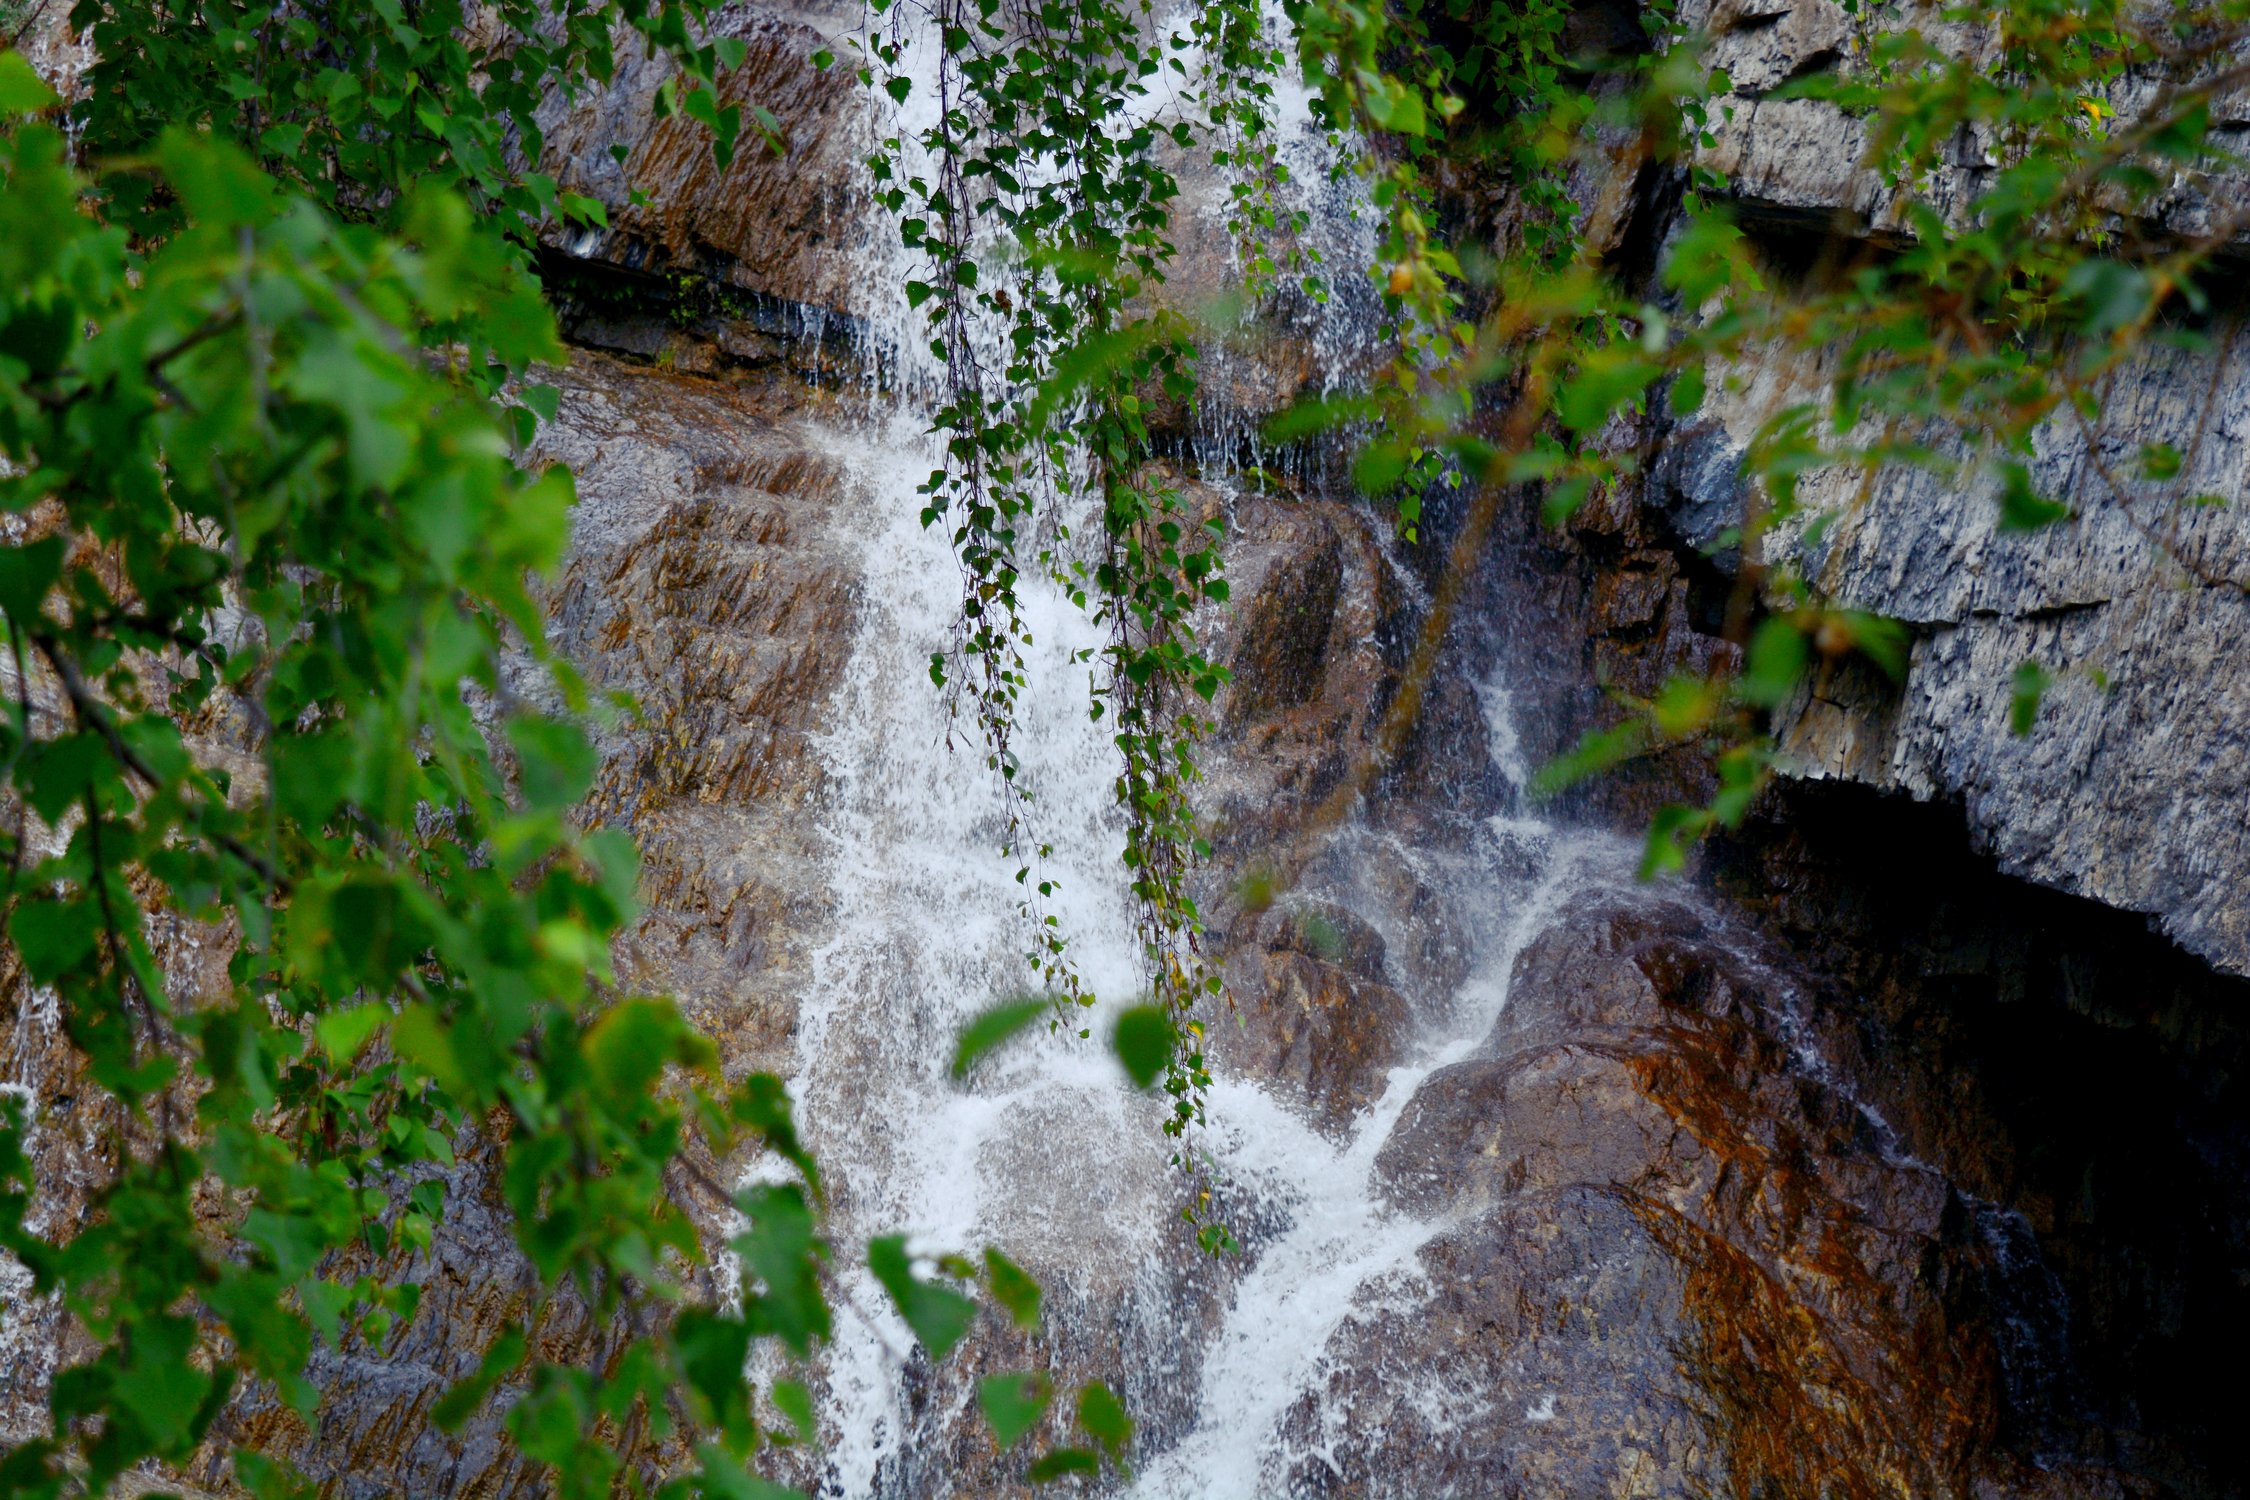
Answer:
1213, 905, 1410, 1136
1283, 1190, 1718, 1500
533, 2, 870, 316
1298, 896, 2019, 1498
1490, 440, 2250, 1491
533, 353, 861, 1078
1226, 520, 1346, 723
1183, 465, 2180, 1493
1202, 498, 1407, 839
1708, 784, 2250, 1496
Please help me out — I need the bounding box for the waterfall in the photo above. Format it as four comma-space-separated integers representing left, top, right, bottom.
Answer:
763, 12, 1684, 1492
779, 397, 1666, 1485
1127, 819, 1642, 1497
776, 349, 1678, 1489
751, 8, 2057, 1490
782, 407, 1173, 1494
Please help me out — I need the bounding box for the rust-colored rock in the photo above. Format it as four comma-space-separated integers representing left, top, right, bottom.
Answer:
1307, 894, 2025, 1496
1212, 943, 1410, 1136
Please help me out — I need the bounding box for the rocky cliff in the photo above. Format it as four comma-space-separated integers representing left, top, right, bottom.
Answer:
515, 3, 2250, 1486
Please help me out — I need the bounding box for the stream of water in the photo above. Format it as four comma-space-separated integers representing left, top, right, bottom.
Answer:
783, 396, 1652, 1488
752, 11, 1673, 1489
776, 392, 1671, 1493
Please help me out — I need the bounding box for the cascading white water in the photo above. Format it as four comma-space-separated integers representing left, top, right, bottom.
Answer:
781, 409, 1172, 1495
778, 386, 1660, 1497
770, 11, 1672, 1492
1124, 819, 1635, 1497
781, 416, 1652, 1487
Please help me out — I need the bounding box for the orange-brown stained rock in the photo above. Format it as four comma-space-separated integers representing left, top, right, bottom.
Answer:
533, 8, 871, 314
1212, 946, 1410, 1138
1281, 895, 2034, 1498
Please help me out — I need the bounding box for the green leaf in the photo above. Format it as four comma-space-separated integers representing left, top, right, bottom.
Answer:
1111, 1006, 1173, 1090
2009, 660, 2052, 737
1076, 1381, 1132, 1459
506, 716, 599, 811
22, 733, 113, 824
1662, 209, 1752, 305
0, 536, 66, 624
1841, 612, 1909, 680
0, 52, 60, 115
951, 997, 1048, 1078
112, 1313, 219, 1452
1027, 1448, 1100, 1481
583, 998, 712, 1100
673, 1308, 753, 1421
242, 1207, 328, 1281
867, 1235, 975, 1360
731, 1183, 830, 1356
391, 1004, 469, 1098
1639, 803, 1709, 879
235, 1450, 315, 1500
1352, 442, 1409, 496
1558, 351, 1661, 434
1530, 720, 1646, 801
695, 1443, 806, 1500
313, 1002, 387, 1063
2062, 259, 2149, 339
9, 896, 101, 983
2148, 100, 2210, 161
1360, 76, 1425, 135
983, 1247, 1041, 1331
770, 1378, 817, 1444
269, 732, 358, 827
155, 128, 276, 228
1740, 618, 1808, 708
978, 1372, 1051, 1448
1997, 462, 2070, 531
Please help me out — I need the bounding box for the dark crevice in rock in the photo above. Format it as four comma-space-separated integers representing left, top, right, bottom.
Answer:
1602, 157, 1689, 294
1775, 43, 1844, 87
537, 246, 869, 383
2011, 597, 2112, 622
1707, 779, 2250, 1495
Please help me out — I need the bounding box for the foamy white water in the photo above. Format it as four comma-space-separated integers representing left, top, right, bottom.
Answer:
778, 418, 1652, 1487
1128, 815, 1637, 1497
781, 408, 1164, 1494
759, 13, 1673, 1493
